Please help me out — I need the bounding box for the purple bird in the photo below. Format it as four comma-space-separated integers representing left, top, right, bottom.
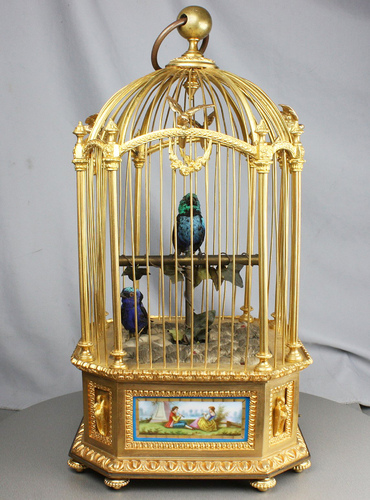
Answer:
120, 287, 148, 337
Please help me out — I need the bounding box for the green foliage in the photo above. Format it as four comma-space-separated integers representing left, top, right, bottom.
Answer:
168, 328, 189, 344
186, 310, 216, 343
168, 310, 216, 344
193, 266, 216, 288
221, 261, 244, 288
208, 266, 219, 289
122, 258, 244, 289
162, 263, 184, 283
193, 266, 208, 288
192, 261, 244, 291
122, 265, 148, 281
150, 261, 184, 283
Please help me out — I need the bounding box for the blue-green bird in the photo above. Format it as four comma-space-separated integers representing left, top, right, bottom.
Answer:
173, 193, 205, 254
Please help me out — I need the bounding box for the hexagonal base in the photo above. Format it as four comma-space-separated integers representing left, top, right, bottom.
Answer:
69, 370, 311, 487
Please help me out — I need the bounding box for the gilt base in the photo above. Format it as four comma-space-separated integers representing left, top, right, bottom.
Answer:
69, 371, 310, 490
69, 422, 310, 486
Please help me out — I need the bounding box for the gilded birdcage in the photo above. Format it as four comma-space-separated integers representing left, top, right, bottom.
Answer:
68, 7, 312, 492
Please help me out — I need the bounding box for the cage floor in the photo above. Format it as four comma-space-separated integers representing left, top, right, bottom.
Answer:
124, 320, 260, 367
93, 318, 288, 371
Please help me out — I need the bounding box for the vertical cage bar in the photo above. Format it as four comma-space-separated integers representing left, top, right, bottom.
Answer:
230, 149, 237, 369
107, 162, 126, 368
280, 152, 290, 365
122, 160, 130, 289
133, 163, 143, 254
240, 163, 256, 324
127, 156, 140, 369
96, 152, 108, 365
189, 173, 194, 369
211, 147, 218, 312
216, 144, 222, 369
87, 155, 97, 360
159, 140, 166, 368
145, 147, 153, 368
236, 153, 242, 253
203, 145, 210, 369
286, 167, 304, 362
272, 155, 280, 369
222, 149, 230, 318
243, 158, 256, 372
255, 169, 272, 372
172, 167, 180, 369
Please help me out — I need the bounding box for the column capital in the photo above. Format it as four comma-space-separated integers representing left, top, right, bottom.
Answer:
73, 158, 88, 171
103, 140, 123, 171
251, 158, 273, 174
104, 158, 121, 171
289, 159, 305, 173
251, 119, 274, 173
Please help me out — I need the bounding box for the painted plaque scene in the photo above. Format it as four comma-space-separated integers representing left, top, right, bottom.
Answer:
134, 398, 249, 441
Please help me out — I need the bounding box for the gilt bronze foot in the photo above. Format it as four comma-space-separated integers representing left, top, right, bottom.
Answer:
250, 477, 277, 491
104, 478, 130, 490
293, 459, 311, 473
67, 459, 86, 472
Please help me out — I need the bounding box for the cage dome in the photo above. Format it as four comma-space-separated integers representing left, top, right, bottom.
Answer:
72, 23, 307, 371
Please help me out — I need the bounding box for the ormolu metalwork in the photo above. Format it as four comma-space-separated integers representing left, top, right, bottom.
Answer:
70, 416, 310, 477
169, 137, 213, 175
293, 459, 312, 473
151, 13, 210, 71
104, 478, 130, 490
67, 459, 86, 472
68, 6, 311, 491
71, 349, 312, 382
273, 398, 288, 436
88, 381, 112, 444
250, 478, 277, 492
270, 380, 294, 443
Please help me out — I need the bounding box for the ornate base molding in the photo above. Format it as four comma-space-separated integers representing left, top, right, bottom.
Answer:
69, 422, 310, 480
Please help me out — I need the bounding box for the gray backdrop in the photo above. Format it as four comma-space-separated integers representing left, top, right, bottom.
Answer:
1, 0, 369, 410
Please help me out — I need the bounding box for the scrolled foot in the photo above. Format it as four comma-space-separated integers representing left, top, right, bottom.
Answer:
104, 478, 130, 490
293, 459, 311, 473
67, 459, 87, 472
250, 477, 277, 491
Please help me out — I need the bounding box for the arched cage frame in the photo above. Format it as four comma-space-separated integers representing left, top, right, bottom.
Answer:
71, 64, 311, 379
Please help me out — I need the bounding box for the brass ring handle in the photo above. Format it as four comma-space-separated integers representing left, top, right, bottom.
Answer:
151, 17, 209, 71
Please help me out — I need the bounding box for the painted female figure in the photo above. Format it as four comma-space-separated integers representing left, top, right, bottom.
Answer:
189, 406, 217, 432
165, 406, 192, 429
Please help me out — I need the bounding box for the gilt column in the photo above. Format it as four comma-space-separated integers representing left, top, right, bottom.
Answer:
73, 122, 94, 361
104, 120, 127, 368
253, 121, 273, 373
286, 124, 305, 363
